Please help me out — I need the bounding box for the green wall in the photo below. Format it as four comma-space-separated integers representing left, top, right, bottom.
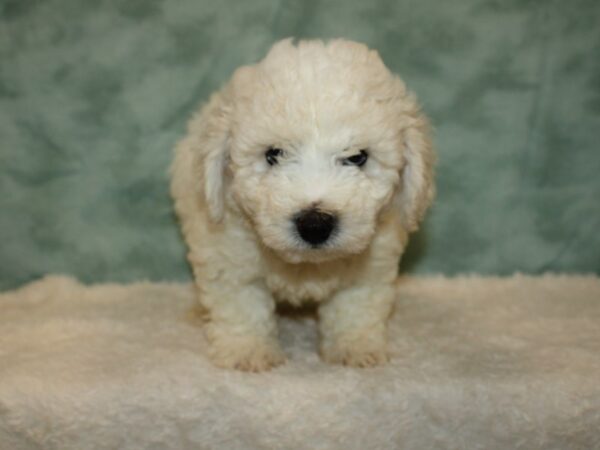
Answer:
1, 0, 599, 289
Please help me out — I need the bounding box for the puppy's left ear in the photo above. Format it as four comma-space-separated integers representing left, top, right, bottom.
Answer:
395, 107, 436, 232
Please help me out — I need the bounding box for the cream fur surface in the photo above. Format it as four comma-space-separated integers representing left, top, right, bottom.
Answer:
170, 39, 435, 370
1, 275, 599, 450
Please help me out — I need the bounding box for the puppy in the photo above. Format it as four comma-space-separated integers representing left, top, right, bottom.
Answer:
171, 39, 435, 371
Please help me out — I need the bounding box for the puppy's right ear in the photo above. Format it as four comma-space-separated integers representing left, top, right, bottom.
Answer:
172, 66, 255, 223
195, 91, 232, 222
173, 89, 232, 223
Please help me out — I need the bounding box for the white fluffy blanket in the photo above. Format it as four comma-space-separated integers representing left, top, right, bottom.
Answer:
1, 275, 599, 450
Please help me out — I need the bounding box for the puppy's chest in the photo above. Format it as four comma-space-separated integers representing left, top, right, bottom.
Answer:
263, 264, 351, 305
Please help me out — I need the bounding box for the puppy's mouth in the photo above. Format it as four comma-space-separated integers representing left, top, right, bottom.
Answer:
272, 230, 358, 266
256, 225, 346, 265
252, 208, 372, 264
272, 245, 347, 264
259, 226, 365, 265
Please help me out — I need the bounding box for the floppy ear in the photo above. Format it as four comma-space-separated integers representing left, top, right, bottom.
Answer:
171, 66, 257, 223
185, 89, 232, 223
396, 111, 435, 232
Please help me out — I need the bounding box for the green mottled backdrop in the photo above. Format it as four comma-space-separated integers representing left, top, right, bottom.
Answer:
1, 0, 599, 290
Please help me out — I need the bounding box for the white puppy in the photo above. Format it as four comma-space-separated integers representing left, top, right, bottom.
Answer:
171, 39, 435, 371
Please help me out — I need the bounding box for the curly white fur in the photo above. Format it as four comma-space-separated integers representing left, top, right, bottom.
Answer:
170, 39, 435, 371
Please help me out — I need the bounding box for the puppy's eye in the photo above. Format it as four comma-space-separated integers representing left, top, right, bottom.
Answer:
265, 147, 283, 166
342, 150, 369, 167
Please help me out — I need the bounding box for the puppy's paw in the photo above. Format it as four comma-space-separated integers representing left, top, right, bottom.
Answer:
208, 335, 285, 372
320, 338, 389, 368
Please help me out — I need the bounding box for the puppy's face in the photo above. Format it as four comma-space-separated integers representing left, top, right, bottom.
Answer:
229, 96, 403, 264
202, 40, 434, 264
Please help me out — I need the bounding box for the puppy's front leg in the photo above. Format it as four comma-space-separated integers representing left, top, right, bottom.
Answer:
201, 281, 285, 372
318, 283, 395, 367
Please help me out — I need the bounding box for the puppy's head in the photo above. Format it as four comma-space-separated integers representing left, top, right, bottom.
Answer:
195, 39, 434, 263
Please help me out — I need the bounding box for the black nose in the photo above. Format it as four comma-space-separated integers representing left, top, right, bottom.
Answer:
294, 208, 337, 246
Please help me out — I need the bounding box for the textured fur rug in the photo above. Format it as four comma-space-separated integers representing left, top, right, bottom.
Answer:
1, 275, 599, 450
